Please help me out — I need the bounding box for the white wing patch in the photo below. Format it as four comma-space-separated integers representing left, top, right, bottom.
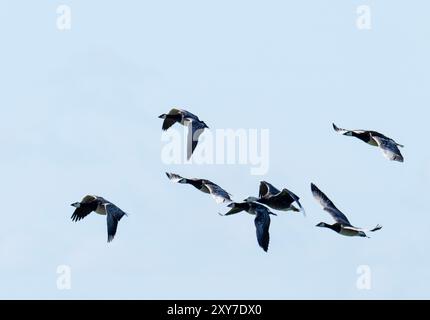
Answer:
372, 135, 404, 162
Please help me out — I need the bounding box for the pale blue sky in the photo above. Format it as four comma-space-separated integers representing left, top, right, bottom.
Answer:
0, 0, 429, 299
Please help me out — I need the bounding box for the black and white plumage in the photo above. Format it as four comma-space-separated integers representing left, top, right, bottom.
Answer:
71, 195, 128, 243
166, 172, 232, 204
221, 201, 276, 252
333, 123, 404, 162
159, 108, 209, 159
311, 183, 382, 238
244, 181, 305, 215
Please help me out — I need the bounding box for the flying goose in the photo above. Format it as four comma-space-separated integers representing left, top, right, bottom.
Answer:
311, 183, 382, 238
221, 201, 277, 252
159, 109, 209, 159
333, 123, 404, 162
71, 195, 127, 242
244, 181, 305, 216
166, 172, 232, 204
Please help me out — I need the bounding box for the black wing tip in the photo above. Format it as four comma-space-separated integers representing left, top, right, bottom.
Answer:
162, 121, 175, 131
395, 156, 404, 163
332, 123, 338, 131
161, 118, 177, 131
261, 244, 269, 252
310, 183, 318, 191
71, 213, 82, 222
282, 187, 300, 200
259, 181, 270, 197
371, 225, 383, 232
166, 172, 175, 179
116, 212, 127, 222
258, 182, 264, 197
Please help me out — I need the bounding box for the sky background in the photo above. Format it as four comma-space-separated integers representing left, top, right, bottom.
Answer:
0, 0, 429, 299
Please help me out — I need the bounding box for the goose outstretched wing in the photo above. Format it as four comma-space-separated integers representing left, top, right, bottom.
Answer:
162, 108, 182, 131
205, 183, 232, 204
220, 202, 248, 216
71, 195, 98, 222
333, 123, 366, 136
280, 188, 306, 216
254, 207, 271, 252
311, 183, 351, 226
187, 120, 207, 160
166, 172, 185, 183
105, 203, 127, 243
259, 181, 281, 198
333, 123, 352, 135
371, 135, 404, 162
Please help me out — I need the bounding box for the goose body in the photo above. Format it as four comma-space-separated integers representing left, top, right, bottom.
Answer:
159, 108, 209, 159
166, 172, 232, 204
71, 195, 127, 242
333, 123, 404, 162
222, 201, 276, 252
311, 183, 382, 238
159, 108, 201, 130
245, 181, 305, 215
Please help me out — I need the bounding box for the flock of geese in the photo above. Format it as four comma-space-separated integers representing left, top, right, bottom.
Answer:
71, 109, 404, 252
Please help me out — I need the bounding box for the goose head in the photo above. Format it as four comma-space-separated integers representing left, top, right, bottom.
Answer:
316, 222, 330, 228
317, 222, 342, 233
71, 202, 81, 208
158, 114, 167, 119
243, 196, 259, 203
